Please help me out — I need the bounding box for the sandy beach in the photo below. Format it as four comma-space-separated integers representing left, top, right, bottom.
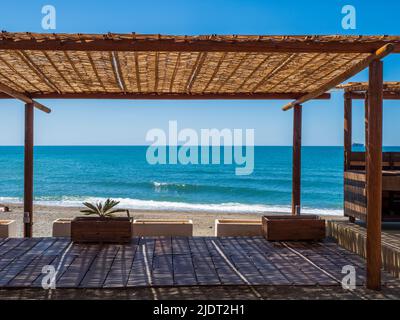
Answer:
1, 202, 345, 237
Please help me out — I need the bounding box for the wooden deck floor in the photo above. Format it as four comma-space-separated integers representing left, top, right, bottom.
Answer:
0, 236, 396, 289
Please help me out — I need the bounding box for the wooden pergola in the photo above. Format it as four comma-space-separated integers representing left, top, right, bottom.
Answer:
1, 32, 399, 290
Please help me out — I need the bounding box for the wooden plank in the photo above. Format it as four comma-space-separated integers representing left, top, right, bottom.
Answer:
56, 244, 100, 288
292, 104, 302, 214
366, 59, 383, 290
7, 239, 68, 287
0, 82, 51, 113
0, 239, 38, 271
126, 237, 156, 287
0, 238, 54, 286
79, 244, 120, 288
188, 237, 220, 285
103, 238, 139, 287
0, 238, 26, 257
171, 237, 197, 285
152, 237, 174, 286
204, 238, 246, 285
238, 237, 291, 285
32, 240, 79, 287
225, 238, 272, 285
259, 240, 324, 285
282, 44, 394, 111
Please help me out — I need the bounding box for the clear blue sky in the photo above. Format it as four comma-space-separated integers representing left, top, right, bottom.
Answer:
1, 0, 399, 146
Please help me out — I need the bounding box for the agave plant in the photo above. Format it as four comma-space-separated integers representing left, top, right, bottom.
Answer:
80, 199, 127, 218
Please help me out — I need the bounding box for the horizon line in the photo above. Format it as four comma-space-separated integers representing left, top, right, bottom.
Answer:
0, 144, 399, 147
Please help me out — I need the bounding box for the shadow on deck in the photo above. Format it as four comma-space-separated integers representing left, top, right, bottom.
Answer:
1, 236, 400, 299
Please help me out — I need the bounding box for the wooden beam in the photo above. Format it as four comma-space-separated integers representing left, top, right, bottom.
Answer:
292, 104, 302, 215
344, 94, 352, 170
0, 82, 51, 113
346, 91, 400, 100
366, 60, 383, 290
365, 94, 369, 157
0, 92, 331, 100
282, 44, 394, 111
1, 36, 399, 53
24, 103, 34, 238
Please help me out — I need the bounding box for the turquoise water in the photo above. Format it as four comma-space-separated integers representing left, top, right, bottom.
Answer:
0, 146, 398, 215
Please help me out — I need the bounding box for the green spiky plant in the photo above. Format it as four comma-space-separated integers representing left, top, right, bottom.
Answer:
80, 198, 130, 219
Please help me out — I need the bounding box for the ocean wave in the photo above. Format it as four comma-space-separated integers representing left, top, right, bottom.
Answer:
0, 196, 343, 216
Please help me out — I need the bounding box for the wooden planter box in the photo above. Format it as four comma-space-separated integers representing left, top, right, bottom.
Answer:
262, 215, 325, 241
0, 220, 17, 238
215, 219, 262, 237
132, 219, 193, 237
52, 218, 72, 237
71, 217, 132, 243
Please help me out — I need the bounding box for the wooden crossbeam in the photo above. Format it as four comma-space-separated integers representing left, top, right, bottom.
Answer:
282, 44, 394, 111
1, 36, 399, 53
346, 91, 400, 100
0, 92, 331, 100
0, 82, 51, 113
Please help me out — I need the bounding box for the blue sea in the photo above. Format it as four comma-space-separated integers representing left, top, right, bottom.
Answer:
0, 146, 398, 215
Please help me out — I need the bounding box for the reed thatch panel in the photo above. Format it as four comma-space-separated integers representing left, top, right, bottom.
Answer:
166, 52, 200, 93
0, 72, 23, 92
220, 53, 271, 93
0, 58, 35, 93
89, 51, 121, 92
54, 51, 103, 92
338, 81, 400, 92
63, 51, 94, 92
0, 49, 378, 96
0, 32, 398, 98
229, 53, 288, 93
252, 53, 311, 93
19, 50, 65, 93
187, 52, 224, 93
200, 52, 249, 93
117, 52, 139, 92
42, 51, 84, 93
297, 53, 369, 92
0, 50, 49, 93
266, 53, 321, 93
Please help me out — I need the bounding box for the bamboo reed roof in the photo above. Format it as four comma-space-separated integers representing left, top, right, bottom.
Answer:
338, 82, 400, 93
0, 32, 399, 100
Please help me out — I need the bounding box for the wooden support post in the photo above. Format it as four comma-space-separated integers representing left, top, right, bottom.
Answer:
24, 103, 34, 238
344, 94, 356, 223
365, 95, 369, 156
292, 104, 302, 215
366, 60, 383, 290
344, 94, 352, 170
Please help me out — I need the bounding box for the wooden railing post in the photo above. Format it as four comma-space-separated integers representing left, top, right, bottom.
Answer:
24, 103, 34, 238
292, 104, 302, 215
366, 60, 383, 290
